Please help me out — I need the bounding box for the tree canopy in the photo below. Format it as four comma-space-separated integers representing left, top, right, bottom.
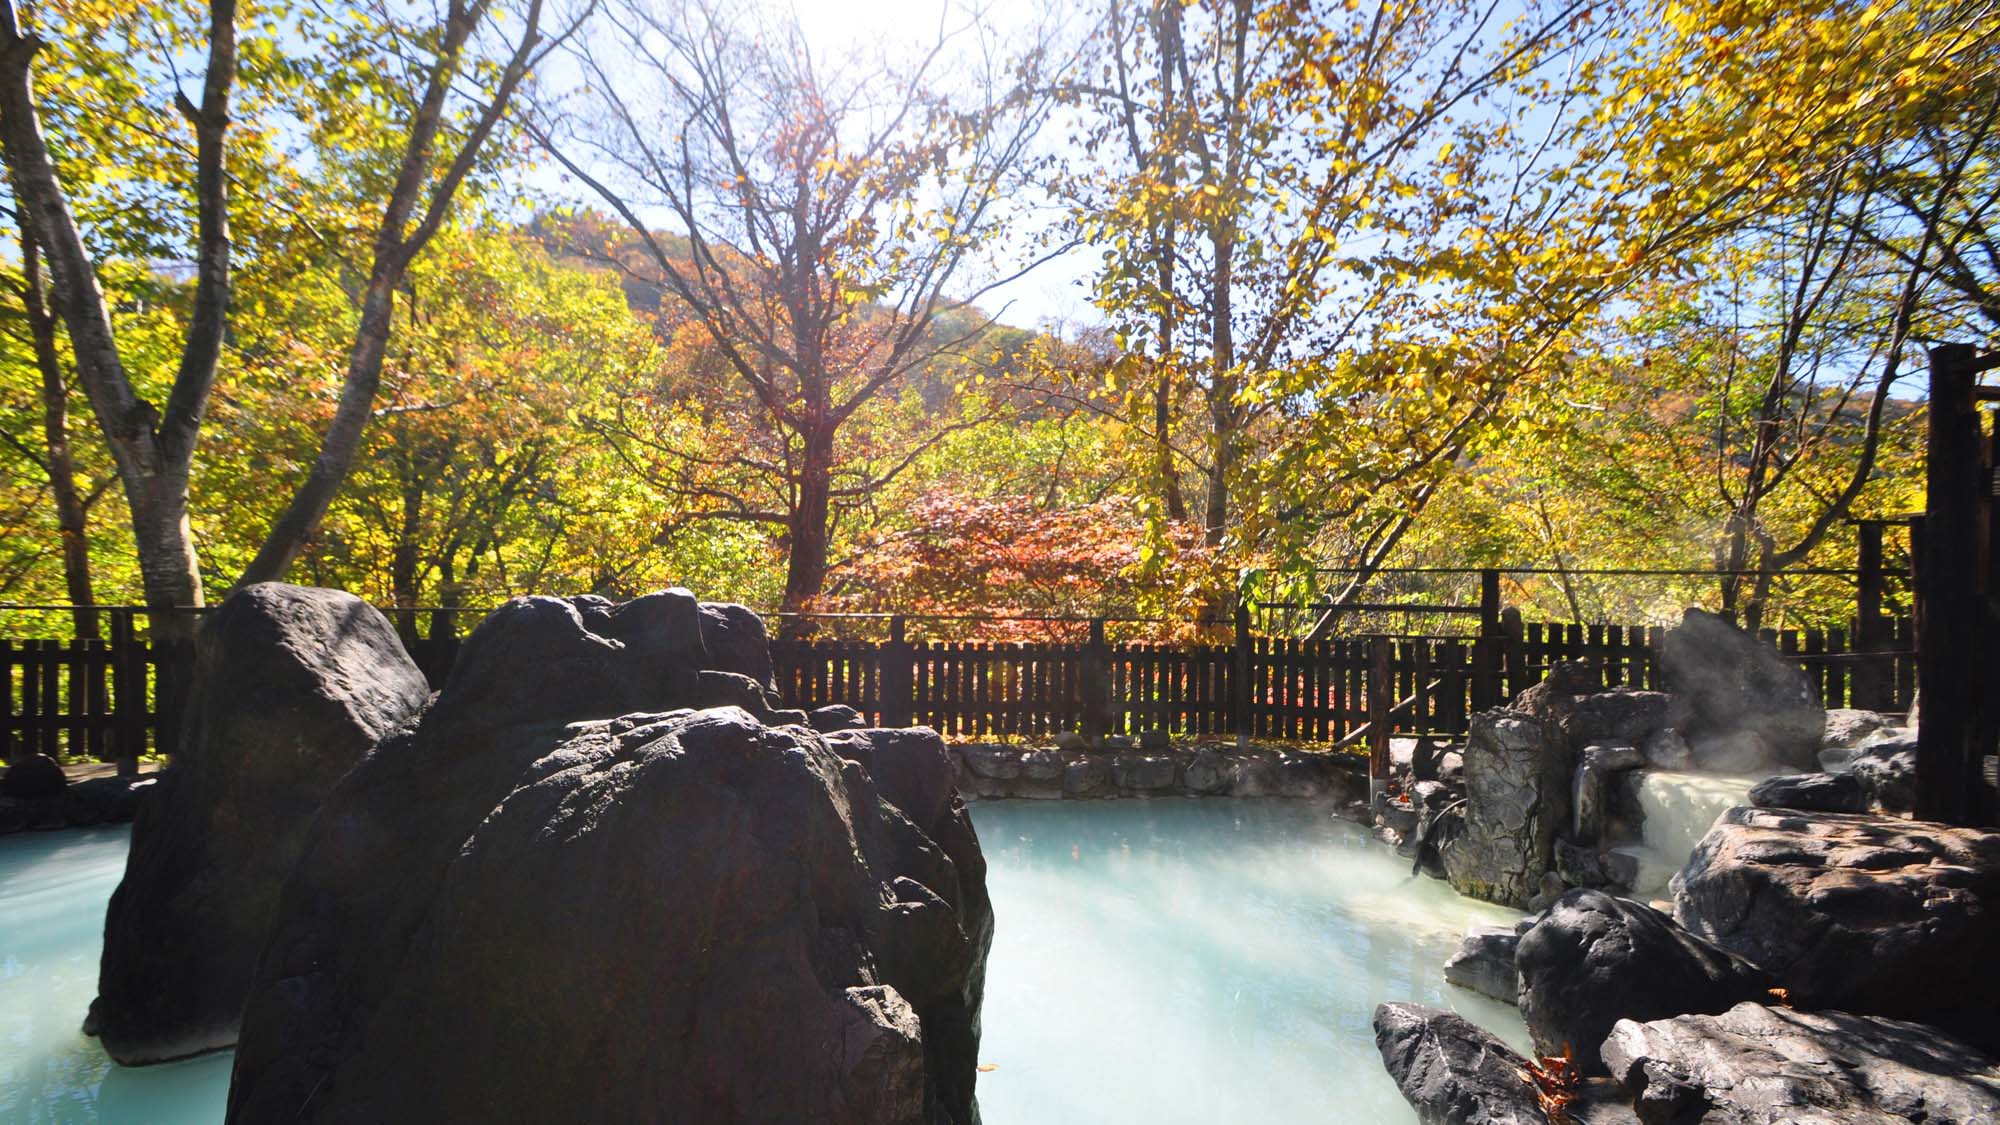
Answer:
1, 0, 1990, 638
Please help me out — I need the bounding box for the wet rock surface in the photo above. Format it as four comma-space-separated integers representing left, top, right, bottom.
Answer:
225, 592, 990, 1125
1674, 807, 2000, 1045
1442, 710, 1570, 908
1442, 925, 1520, 1005
1601, 1002, 2000, 1125
1748, 770, 1865, 813
1517, 890, 1772, 1074
91, 583, 429, 1066
1373, 1003, 1547, 1125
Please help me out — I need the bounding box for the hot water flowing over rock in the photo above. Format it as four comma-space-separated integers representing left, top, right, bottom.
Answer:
224, 592, 991, 1125
89, 584, 430, 1066
1658, 609, 1824, 771
1623, 769, 1768, 896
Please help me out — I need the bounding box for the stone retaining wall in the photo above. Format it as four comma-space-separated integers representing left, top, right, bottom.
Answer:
947, 742, 1369, 804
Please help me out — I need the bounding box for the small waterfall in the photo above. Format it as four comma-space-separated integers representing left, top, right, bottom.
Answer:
1615, 769, 1773, 899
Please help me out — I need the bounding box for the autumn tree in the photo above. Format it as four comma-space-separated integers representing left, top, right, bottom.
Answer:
1061, 0, 1615, 626
534, 0, 1060, 622
0, 0, 239, 631
238, 0, 588, 585
1574, 0, 2000, 624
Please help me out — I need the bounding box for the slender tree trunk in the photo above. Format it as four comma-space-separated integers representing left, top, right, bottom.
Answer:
782, 422, 836, 629
18, 219, 95, 636
1152, 0, 1185, 525
236, 0, 546, 587
1204, 228, 1236, 549
240, 273, 397, 585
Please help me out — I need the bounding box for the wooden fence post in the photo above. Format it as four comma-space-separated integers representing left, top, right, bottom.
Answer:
1082, 618, 1109, 745
882, 615, 914, 729
1853, 521, 1891, 711
1, 638, 13, 765
1368, 634, 1392, 804
1233, 604, 1252, 748
1472, 569, 1501, 712
1501, 606, 1528, 702
1915, 343, 1998, 825
110, 609, 145, 767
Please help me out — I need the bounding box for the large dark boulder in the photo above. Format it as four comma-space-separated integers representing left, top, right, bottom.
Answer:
1, 752, 68, 798
1442, 710, 1571, 907
225, 593, 989, 1125
89, 583, 429, 1066
1517, 889, 1772, 1075
1658, 609, 1823, 771
1601, 1002, 2000, 1125
1675, 807, 2000, 1047
699, 600, 777, 690
1374, 1003, 1548, 1125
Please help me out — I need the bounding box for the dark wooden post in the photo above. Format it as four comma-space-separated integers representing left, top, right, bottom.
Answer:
1501, 606, 1528, 702
882, 615, 913, 729
1368, 634, 1393, 803
1, 638, 14, 765
109, 609, 143, 770
1233, 604, 1252, 748
1853, 521, 1890, 711
1915, 343, 1998, 825
1472, 568, 1501, 712
1082, 618, 1109, 745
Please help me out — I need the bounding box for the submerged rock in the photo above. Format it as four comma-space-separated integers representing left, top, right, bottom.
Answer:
1373, 1003, 1546, 1125
1674, 807, 2000, 1046
90, 583, 429, 1066
1443, 926, 1520, 1005
1658, 609, 1823, 771
1601, 1002, 2000, 1125
225, 593, 990, 1125
1517, 890, 1772, 1075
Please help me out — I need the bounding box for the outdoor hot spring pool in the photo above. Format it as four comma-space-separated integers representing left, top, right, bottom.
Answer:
1, 799, 1527, 1124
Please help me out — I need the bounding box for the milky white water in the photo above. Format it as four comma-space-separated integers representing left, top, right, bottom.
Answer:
1, 800, 1527, 1124
0, 827, 231, 1125
1616, 770, 1770, 897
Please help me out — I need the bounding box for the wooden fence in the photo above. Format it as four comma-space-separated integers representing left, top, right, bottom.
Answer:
4, 603, 1917, 764
2, 611, 172, 763
770, 612, 1918, 746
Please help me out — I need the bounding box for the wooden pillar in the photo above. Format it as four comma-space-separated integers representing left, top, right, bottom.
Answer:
1232, 604, 1252, 748
1915, 343, 1998, 825
1472, 569, 1502, 711
1368, 634, 1393, 803
881, 615, 913, 730
1082, 618, 1109, 745
1501, 606, 1528, 702
1854, 521, 1889, 711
